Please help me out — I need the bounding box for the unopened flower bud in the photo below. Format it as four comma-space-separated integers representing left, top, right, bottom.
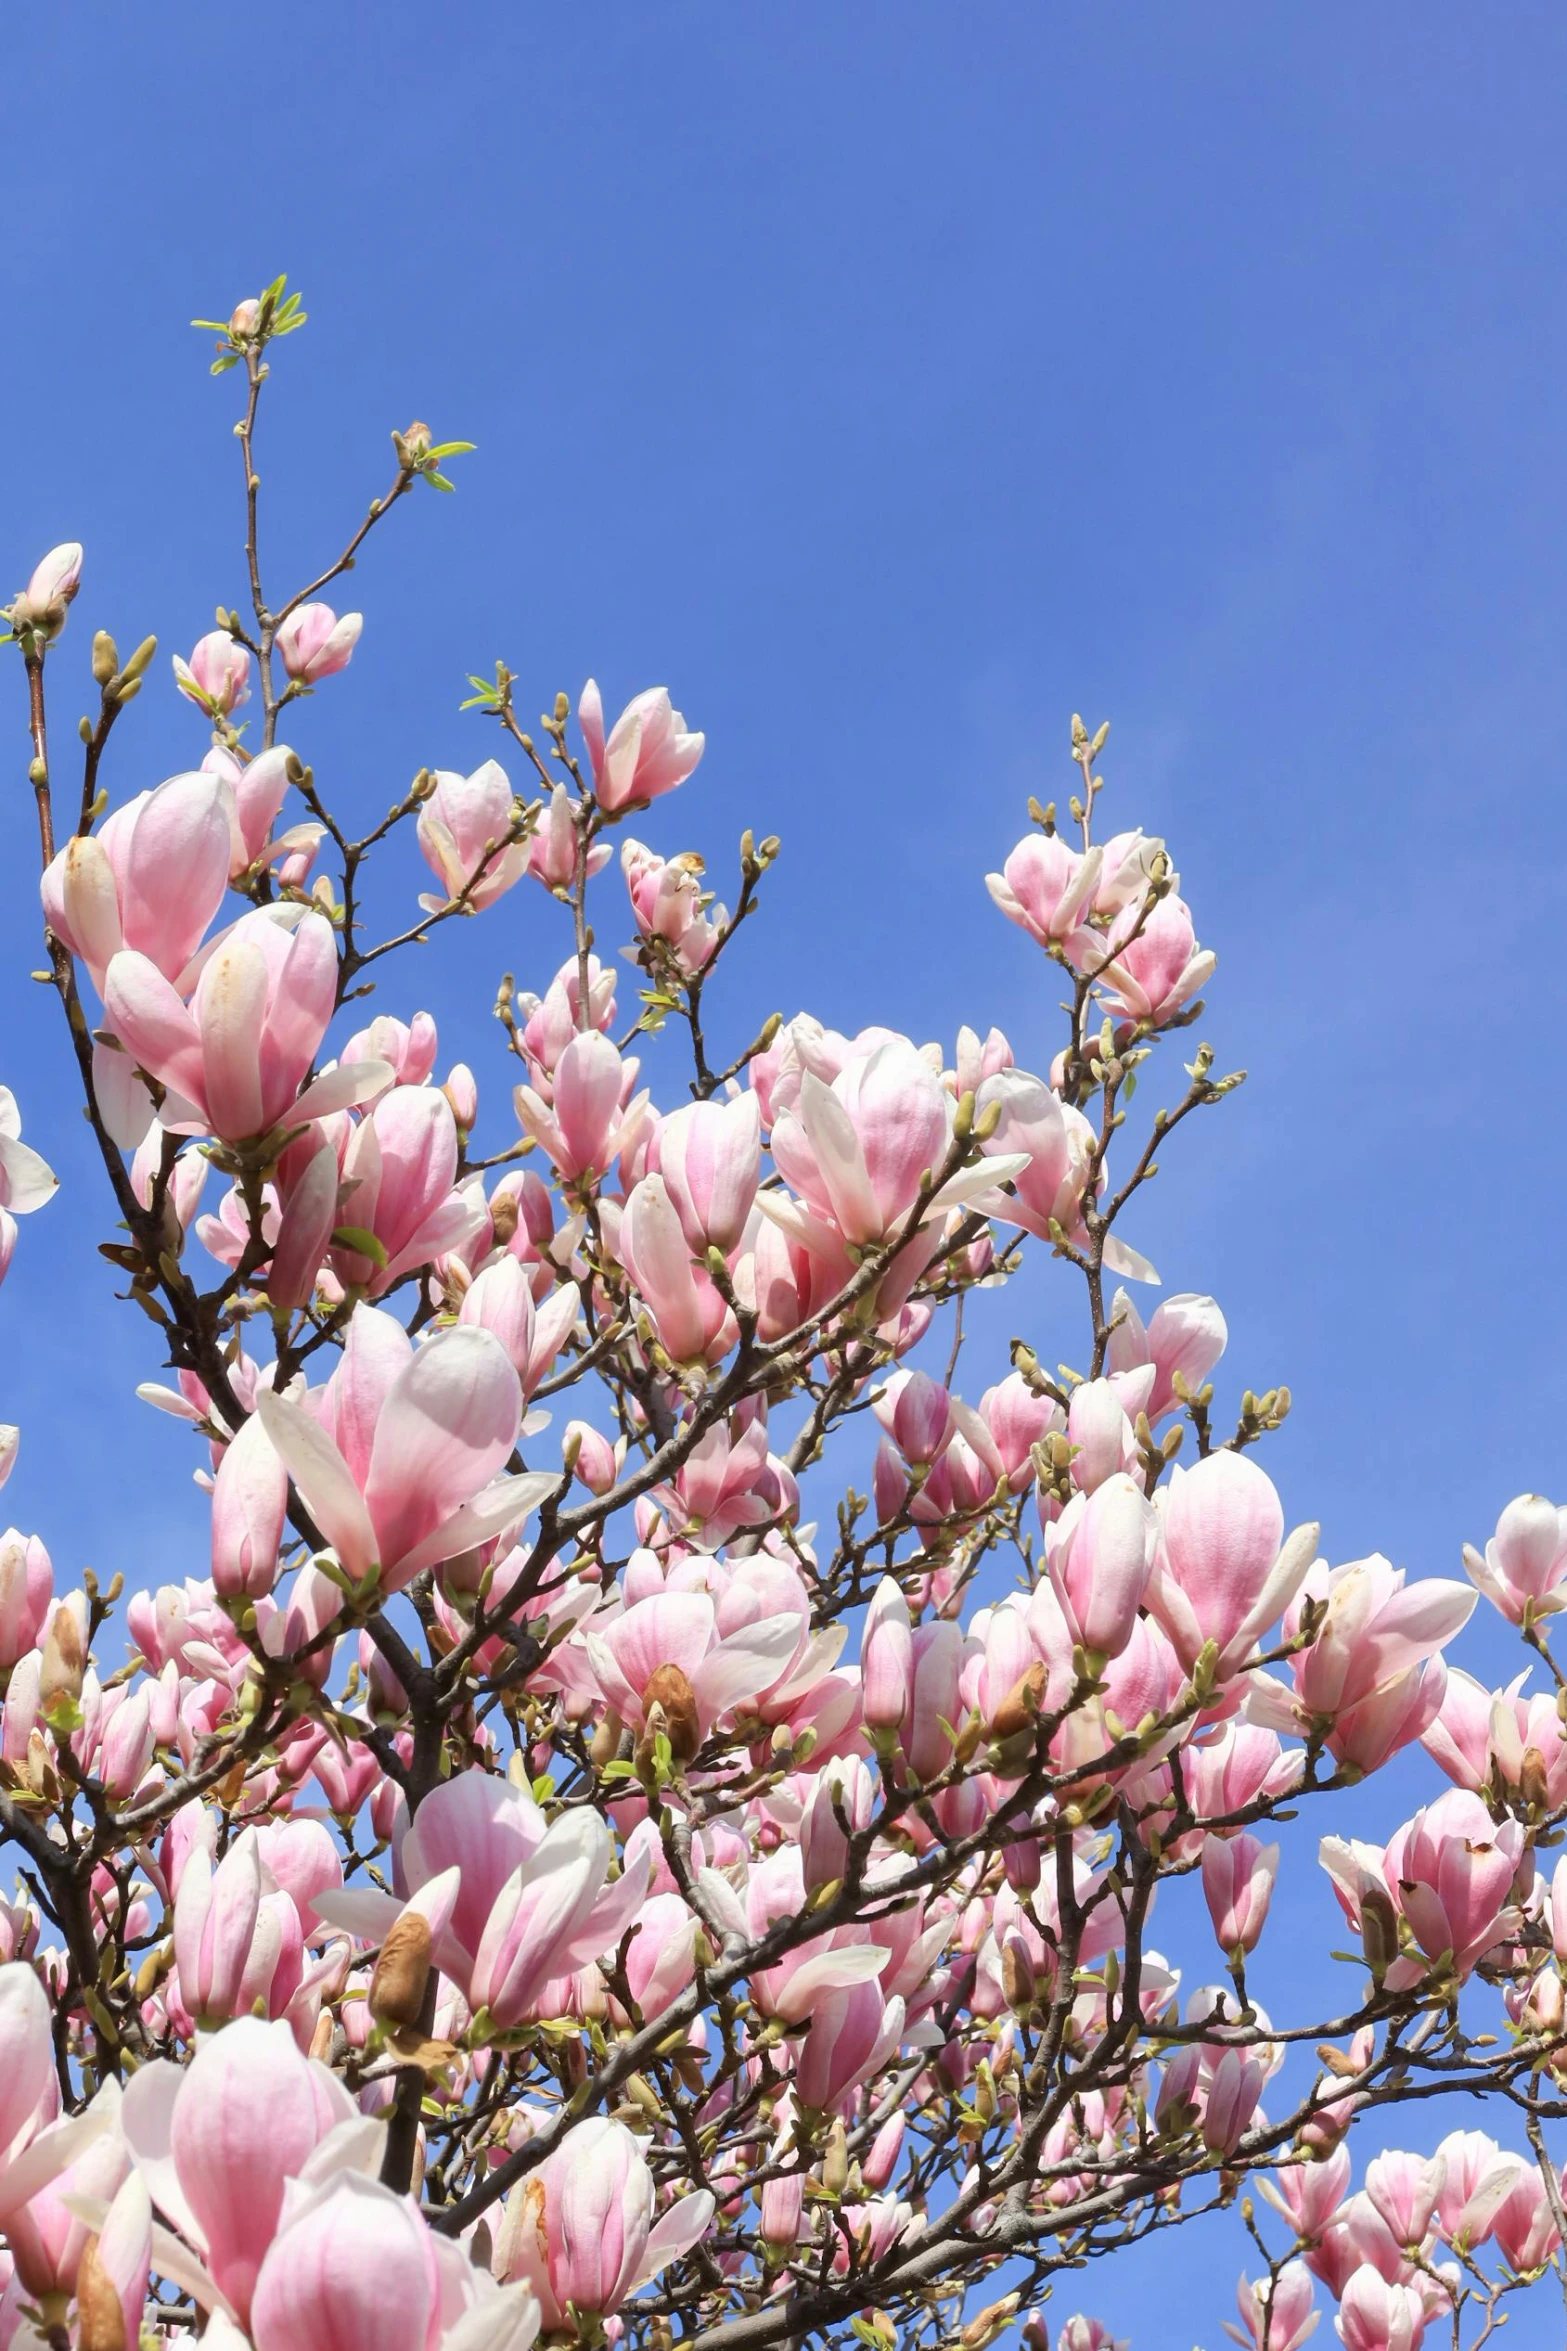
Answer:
961, 2296, 1019, 2349
370, 1909, 433, 2031
1521, 1745, 1551, 1813
74, 2236, 125, 2351
643, 1664, 702, 1762
590, 1711, 626, 1768
1360, 1884, 1400, 1987
822, 2116, 849, 2198
442, 1063, 478, 1133
14, 542, 84, 642
1001, 1934, 1036, 2016
988, 1660, 1046, 1742
39, 1606, 85, 1711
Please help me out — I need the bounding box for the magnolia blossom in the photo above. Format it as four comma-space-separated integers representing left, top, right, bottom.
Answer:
276, 599, 362, 682
494, 2117, 712, 2324
315, 1771, 649, 2030
1223, 2261, 1317, 2351
255, 1310, 552, 1595
174, 629, 251, 714
104, 909, 391, 1147
8, 295, 1567, 2351
0, 1090, 57, 1283
41, 768, 233, 995
579, 679, 704, 812
1462, 1492, 1567, 1624
417, 759, 530, 911
10, 541, 82, 639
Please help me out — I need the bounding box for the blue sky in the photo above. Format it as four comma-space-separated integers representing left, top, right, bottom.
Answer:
4, 8, 1567, 2341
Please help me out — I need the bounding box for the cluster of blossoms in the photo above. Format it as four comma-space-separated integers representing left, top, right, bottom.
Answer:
0, 281, 1559, 2351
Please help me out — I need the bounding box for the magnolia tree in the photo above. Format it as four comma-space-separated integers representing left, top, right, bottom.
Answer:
0, 279, 1560, 2351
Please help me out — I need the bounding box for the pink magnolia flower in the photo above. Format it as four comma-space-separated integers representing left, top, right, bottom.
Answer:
210, 1411, 291, 1599
655, 1092, 762, 1255
41, 768, 234, 995
417, 759, 530, 912
266, 1128, 342, 1311
1322, 1789, 1524, 1984
330, 1082, 486, 1294
971, 1068, 1153, 1274
1336, 2265, 1427, 2351
874, 1368, 955, 1468
118, 2016, 357, 2325
0, 1087, 55, 1281
1248, 1554, 1475, 1769
1201, 2045, 1266, 2155
104, 909, 392, 1148
793, 1977, 907, 2114
1223, 2261, 1317, 2351
316, 1770, 649, 2032
1055, 2324, 1129, 2351
621, 838, 725, 972
276, 600, 362, 683
527, 783, 612, 895
1150, 1450, 1317, 1678
1421, 1666, 1567, 1806
202, 740, 300, 878
1046, 1473, 1158, 1664
1431, 2128, 1525, 2249
1492, 2163, 1563, 2274
1258, 2145, 1351, 2243
0, 1961, 57, 2179
1363, 2150, 1444, 2250
1063, 1376, 1138, 1493
10, 541, 82, 639
256, 1307, 552, 1594
986, 832, 1103, 950
766, 1038, 1026, 1255
250, 2167, 535, 2351
174, 629, 251, 715
650, 1418, 798, 1552
1463, 1492, 1567, 1624
458, 1255, 579, 1401
496, 2116, 713, 2323
618, 1174, 735, 1364
1096, 892, 1215, 1027
5, 2123, 133, 2314
173, 1829, 304, 2027
0, 1528, 52, 1670
579, 678, 704, 813
81, 2171, 152, 2349
1106, 1285, 1228, 1420
514, 1029, 647, 1185
862, 1576, 916, 1740
1384, 1791, 1527, 1978
512, 955, 618, 1097
339, 1010, 439, 1094
1202, 1831, 1280, 1958
977, 1370, 1064, 1491
586, 1585, 806, 1752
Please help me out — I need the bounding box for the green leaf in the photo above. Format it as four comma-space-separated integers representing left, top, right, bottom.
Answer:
425, 471, 455, 493
331, 1224, 388, 1268
190, 318, 231, 333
